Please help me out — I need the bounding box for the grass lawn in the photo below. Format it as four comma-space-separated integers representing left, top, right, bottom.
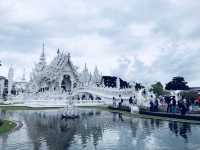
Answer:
0, 120, 16, 135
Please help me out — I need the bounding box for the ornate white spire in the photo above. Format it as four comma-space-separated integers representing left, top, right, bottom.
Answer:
57, 48, 60, 55
8, 65, 14, 96
84, 63, 88, 71
67, 52, 71, 62
39, 42, 46, 65
22, 68, 26, 81
79, 63, 90, 86
92, 65, 102, 85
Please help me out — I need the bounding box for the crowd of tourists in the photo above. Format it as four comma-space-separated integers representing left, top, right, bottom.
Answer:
149, 95, 197, 115
112, 94, 200, 115
112, 95, 137, 108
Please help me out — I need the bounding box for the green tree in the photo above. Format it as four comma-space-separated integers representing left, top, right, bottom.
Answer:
165, 76, 189, 90
150, 82, 164, 97
180, 91, 198, 104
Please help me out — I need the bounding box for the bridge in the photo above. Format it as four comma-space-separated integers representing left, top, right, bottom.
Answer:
6, 86, 151, 107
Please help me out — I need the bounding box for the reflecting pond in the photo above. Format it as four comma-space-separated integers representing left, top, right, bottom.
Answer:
0, 108, 200, 150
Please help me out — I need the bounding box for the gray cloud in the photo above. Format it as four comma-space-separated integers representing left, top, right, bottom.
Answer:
0, 0, 200, 86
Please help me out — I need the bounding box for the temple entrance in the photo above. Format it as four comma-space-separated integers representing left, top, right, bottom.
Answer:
61, 75, 72, 92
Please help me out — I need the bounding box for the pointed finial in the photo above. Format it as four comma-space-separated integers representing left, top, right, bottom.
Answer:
22, 68, 26, 81
84, 63, 87, 70
68, 52, 71, 58
42, 41, 45, 57
57, 48, 60, 55
67, 52, 71, 61
95, 65, 98, 72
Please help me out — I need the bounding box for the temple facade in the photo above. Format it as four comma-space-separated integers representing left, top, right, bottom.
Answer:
28, 46, 102, 94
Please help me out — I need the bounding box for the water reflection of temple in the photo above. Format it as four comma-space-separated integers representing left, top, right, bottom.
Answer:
22, 110, 166, 150
0, 109, 197, 150
22, 110, 105, 150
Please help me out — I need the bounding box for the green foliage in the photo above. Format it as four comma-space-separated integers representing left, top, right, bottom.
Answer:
165, 76, 189, 90
0, 120, 16, 134
180, 91, 198, 103
0, 119, 3, 126
150, 82, 164, 97
162, 90, 171, 96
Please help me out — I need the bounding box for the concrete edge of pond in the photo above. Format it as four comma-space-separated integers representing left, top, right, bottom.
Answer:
0, 105, 64, 110
100, 106, 200, 125
1, 105, 200, 125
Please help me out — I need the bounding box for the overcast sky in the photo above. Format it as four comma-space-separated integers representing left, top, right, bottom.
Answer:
0, 0, 200, 86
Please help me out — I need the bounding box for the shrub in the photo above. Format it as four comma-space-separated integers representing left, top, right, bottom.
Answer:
0, 119, 3, 126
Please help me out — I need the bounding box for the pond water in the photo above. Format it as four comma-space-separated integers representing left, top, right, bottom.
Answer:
0, 108, 200, 150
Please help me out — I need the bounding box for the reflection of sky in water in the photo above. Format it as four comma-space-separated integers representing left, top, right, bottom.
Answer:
0, 109, 200, 150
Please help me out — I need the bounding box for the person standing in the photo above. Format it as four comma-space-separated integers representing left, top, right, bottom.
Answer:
165, 96, 171, 113
198, 95, 200, 107
129, 97, 133, 104
133, 95, 137, 105
172, 96, 177, 113
149, 95, 154, 111
118, 95, 123, 108
154, 98, 159, 112
150, 99, 154, 112
180, 98, 187, 115
113, 97, 117, 108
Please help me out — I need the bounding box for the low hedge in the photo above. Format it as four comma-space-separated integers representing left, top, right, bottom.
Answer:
0, 119, 3, 126
0, 120, 16, 134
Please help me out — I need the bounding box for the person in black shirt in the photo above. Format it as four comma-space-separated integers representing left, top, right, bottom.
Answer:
129, 97, 133, 104
172, 96, 177, 113
154, 99, 159, 112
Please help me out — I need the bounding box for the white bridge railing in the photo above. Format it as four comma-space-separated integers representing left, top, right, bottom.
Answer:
73, 86, 135, 98
16, 86, 136, 103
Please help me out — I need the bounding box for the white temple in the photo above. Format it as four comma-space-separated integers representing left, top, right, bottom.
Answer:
1, 44, 154, 108
28, 46, 102, 95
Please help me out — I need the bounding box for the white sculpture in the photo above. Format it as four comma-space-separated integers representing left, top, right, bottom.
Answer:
8, 66, 14, 96
0, 77, 5, 98
79, 63, 90, 87
92, 66, 101, 86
